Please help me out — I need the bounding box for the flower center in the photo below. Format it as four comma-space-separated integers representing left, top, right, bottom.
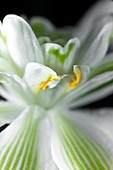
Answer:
38, 75, 61, 90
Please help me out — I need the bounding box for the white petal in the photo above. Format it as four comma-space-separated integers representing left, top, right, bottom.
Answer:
66, 108, 113, 156
0, 72, 36, 106
23, 62, 58, 93
75, 0, 113, 41
0, 57, 16, 73
39, 114, 59, 170
0, 106, 44, 169
90, 53, 113, 78
3, 15, 43, 69
50, 110, 112, 170
61, 71, 113, 108
0, 101, 23, 126
76, 22, 113, 66
0, 34, 9, 58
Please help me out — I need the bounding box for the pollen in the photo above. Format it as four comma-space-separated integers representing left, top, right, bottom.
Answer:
68, 67, 82, 92
38, 75, 61, 91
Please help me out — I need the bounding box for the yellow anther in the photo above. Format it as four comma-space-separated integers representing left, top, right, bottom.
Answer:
38, 75, 61, 91
68, 67, 82, 92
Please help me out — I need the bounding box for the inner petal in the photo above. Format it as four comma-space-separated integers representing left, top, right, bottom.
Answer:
23, 62, 61, 93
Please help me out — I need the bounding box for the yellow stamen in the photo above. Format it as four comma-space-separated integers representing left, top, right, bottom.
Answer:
68, 67, 82, 92
38, 75, 61, 91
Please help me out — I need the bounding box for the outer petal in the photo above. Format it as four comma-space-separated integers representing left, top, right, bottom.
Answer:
0, 57, 17, 73
61, 71, 113, 108
76, 22, 113, 67
0, 101, 23, 126
75, 0, 113, 41
67, 108, 113, 146
0, 27, 19, 74
90, 53, 113, 78
3, 15, 43, 69
50, 110, 112, 170
0, 72, 36, 106
0, 106, 43, 170
42, 38, 80, 74
39, 114, 60, 170
0, 33, 9, 58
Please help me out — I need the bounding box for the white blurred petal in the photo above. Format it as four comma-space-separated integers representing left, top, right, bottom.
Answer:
90, 53, 113, 78
0, 101, 23, 126
61, 71, 113, 108
75, 0, 113, 41
76, 22, 113, 66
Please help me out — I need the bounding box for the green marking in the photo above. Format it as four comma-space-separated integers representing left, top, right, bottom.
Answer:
52, 114, 112, 170
3, 115, 31, 169
62, 116, 111, 169
90, 61, 113, 78
57, 122, 89, 169
48, 42, 75, 64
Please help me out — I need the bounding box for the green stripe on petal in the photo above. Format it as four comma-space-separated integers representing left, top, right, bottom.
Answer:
51, 112, 112, 170
0, 106, 43, 170
90, 53, 113, 78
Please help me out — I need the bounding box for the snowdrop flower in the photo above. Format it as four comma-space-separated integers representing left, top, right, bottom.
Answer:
0, 1, 113, 169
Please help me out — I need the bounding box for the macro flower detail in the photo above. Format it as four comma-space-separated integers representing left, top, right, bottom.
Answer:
0, 1, 113, 169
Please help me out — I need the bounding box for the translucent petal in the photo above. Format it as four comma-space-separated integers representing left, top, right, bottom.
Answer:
23, 62, 58, 93
0, 101, 23, 126
90, 53, 113, 78
36, 75, 70, 109
76, 22, 113, 66
75, 0, 113, 41
38, 36, 51, 45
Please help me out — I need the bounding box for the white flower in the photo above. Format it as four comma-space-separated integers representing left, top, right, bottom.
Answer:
0, 1, 113, 169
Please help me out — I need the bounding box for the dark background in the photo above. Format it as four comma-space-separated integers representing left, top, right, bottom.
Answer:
0, 0, 99, 26
0, 0, 113, 108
